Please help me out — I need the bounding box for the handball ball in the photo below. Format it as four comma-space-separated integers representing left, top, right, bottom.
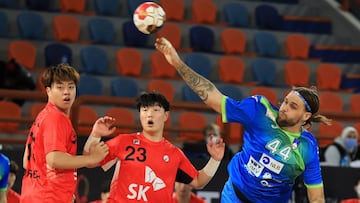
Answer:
133, 2, 166, 34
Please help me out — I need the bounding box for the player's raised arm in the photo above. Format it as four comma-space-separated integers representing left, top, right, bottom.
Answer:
155, 37, 224, 113
83, 116, 116, 154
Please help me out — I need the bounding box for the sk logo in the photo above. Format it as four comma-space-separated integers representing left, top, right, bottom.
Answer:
145, 166, 165, 191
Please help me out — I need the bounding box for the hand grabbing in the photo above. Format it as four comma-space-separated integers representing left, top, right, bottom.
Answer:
206, 135, 225, 161
87, 141, 109, 167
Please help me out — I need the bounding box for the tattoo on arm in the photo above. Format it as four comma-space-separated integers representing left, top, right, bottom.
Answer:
177, 63, 215, 102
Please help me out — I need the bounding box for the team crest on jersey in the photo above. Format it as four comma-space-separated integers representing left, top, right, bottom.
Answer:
163, 155, 169, 162
133, 139, 140, 145
145, 166, 165, 191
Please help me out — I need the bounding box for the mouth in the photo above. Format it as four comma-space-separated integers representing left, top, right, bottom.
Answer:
63, 97, 71, 103
147, 120, 154, 126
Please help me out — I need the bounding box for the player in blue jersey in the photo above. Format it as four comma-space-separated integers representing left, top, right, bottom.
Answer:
0, 153, 10, 203
155, 37, 331, 203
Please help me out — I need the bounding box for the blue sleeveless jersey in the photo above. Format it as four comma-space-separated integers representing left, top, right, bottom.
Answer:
221, 95, 323, 203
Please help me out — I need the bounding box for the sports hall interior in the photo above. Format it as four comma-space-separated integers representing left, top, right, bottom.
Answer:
0, 0, 360, 202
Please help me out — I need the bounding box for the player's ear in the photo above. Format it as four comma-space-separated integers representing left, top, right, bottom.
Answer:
303, 112, 312, 122
164, 111, 169, 122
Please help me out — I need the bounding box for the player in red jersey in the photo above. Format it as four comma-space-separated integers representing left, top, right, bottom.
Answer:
84, 92, 225, 202
20, 64, 113, 203
172, 182, 206, 203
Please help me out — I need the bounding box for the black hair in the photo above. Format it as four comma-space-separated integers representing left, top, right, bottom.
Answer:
135, 92, 170, 112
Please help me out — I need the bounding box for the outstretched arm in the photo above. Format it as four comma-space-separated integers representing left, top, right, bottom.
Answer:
83, 116, 116, 154
189, 136, 225, 189
155, 37, 224, 113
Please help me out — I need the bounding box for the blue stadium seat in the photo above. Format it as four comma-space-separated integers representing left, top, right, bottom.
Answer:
218, 84, 243, 101
0, 0, 16, 8
80, 46, 108, 75
251, 58, 277, 86
255, 4, 283, 30
94, 0, 120, 16
223, 2, 249, 27
26, 0, 50, 11
127, 0, 150, 16
0, 10, 8, 37
189, 25, 215, 52
77, 74, 103, 96
111, 77, 139, 98
88, 17, 115, 44
122, 20, 149, 47
254, 31, 279, 57
17, 12, 45, 40
44, 43, 73, 67
184, 53, 212, 78
182, 84, 202, 102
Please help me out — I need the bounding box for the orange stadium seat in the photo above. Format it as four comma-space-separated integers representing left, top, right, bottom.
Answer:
159, 0, 185, 22
191, 0, 217, 24
284, 60, 310, 87
285, 34, 310, 59
150, 51, 177, 78
317, 120, 344, 147
77, 105, 98, 136
60, 0, 86, 13
221, 28, 246, 55
354, 122, 360, 144
316, 63, 342, 91
29, 102, 46, 120
53, 15, 80, 42
0, 101, 22, 133
105, 107, 136, 134
146, 80, 175, 102
319, 92, 343, 112
350, 94, 360, 113
116, 48, 143, 77
250, 86, 278, 106
215, 115, 244, 145
156, 23, 182, 50
218, 56, 245, 84
178, 112, 207, 142
8, 40, 36, 70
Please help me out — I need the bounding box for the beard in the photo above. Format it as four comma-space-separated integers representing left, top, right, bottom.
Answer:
276, 114, 301, 128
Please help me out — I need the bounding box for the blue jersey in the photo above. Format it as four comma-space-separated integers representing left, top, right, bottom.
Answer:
221, 96, 323, 203
0, 153, 10, 191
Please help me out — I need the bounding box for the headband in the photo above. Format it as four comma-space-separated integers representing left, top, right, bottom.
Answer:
292, 90, 312, 112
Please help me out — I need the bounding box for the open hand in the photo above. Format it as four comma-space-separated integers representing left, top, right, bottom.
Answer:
155, 37, 182, 67
91, 116, 116, 138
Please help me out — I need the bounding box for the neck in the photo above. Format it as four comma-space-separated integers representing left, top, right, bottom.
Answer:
142, 131, 163, 142
281, 123, 304, 134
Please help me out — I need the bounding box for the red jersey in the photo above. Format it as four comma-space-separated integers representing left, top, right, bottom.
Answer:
7, 189, 20, 203
172, 192, 207, 203
340, 199, 360, 203
21, 103, 77, 203
101, 132, 198, 202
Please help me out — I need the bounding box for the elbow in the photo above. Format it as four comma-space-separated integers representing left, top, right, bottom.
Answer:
46, 156, 57, 168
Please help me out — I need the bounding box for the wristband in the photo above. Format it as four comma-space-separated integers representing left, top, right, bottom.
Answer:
83, 135, 101, 153
203, 158, 221, 177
